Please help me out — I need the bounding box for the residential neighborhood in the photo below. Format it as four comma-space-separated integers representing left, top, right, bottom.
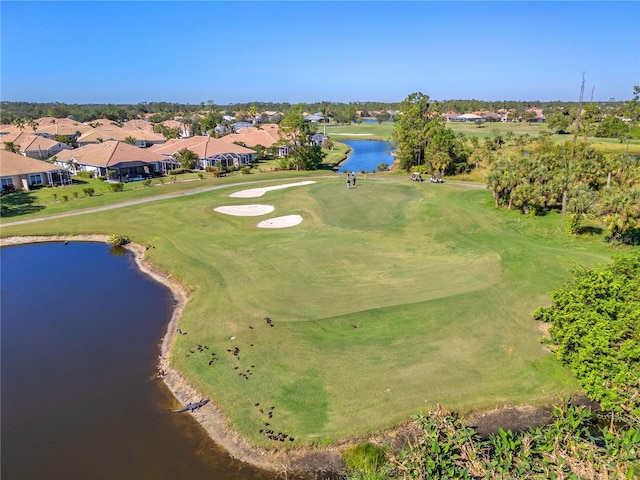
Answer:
0, 104, 561, 194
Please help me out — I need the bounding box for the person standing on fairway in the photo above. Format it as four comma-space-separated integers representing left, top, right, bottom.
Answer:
351, 172, 356, 187
346, 173, 351, 189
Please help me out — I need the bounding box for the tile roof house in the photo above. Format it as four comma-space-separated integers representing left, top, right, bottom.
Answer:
76, 124, 165, 147
2, 132, 72, 159
35, 118, 93, 139
149, 136, 256, 169
0, 150, 72, 192
54, 140, 179, 180
219, 124, 289, 157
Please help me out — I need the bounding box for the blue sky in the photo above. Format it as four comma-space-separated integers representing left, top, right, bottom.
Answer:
1, 1, 638, 104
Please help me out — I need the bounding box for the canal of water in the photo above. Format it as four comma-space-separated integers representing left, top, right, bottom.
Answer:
0, 242, 300, 480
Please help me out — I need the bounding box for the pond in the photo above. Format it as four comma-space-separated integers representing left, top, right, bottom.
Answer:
0, 242, 296, 480
336, 140, 395, 173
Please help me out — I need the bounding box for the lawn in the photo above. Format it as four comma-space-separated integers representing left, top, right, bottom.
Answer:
1, 176, 616, 447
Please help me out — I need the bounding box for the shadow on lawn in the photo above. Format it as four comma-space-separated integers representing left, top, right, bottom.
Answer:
0, 191, 45, 218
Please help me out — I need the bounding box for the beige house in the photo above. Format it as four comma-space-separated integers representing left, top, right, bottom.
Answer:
149, 136, 256, 169
2, 132, 72, 159
34, 118, 93, 140
0, 150, 72, 192
219, 123, 289, 157
54, 140, 179, 180
76, 124, 165, 147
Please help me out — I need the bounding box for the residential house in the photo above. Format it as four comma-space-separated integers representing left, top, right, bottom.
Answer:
526, 107, 546, 122
452, 113, 484, 122
149, 136, 256, 169
53, 140, 179, 180
219, 124, 289, 156
76, 124, 165, 147
35, 118, 93, 142
2, 132, 72, 159
0, 150, 72, 192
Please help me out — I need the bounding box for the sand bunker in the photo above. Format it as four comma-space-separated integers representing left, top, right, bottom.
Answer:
257, 215, 303, 229
229, 181, 316, 198
214, 205, 275, 216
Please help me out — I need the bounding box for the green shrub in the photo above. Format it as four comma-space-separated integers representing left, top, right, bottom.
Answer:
342, 443, 386, 475
142, 179, 152, 188
197, 173, 204, 180
76, 171, 94, 179
107, 233, 130, 247
168, 168, 184, 175
73, 191, 79, 198
108, 182, 124, 192
97, 176, 106, 181
52, 193, 57, 201
240, 166, 251, 175
83, 187, 94, 197
158, 178, 165, 185
62, 195, 69, 201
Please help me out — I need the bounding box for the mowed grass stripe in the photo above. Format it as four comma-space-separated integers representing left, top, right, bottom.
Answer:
1, 177, 613, 445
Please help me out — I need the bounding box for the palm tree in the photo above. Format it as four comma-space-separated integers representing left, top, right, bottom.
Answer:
566, 184, 596, 234
12, 118, 25, 132
4, 142, 21, 153
598, 187, 639, 242
124, 136, 137, 145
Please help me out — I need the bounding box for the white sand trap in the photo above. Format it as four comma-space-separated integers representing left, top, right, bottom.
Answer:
257, 215, 303, 229
229, 181, 316, 198
214, 204, 275, 216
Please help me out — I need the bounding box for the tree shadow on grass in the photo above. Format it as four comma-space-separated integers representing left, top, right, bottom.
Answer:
0, 191, 45, 218
578, 226, 604, 236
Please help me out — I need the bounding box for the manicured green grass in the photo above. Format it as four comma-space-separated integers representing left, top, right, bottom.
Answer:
2, 176, 618, 447
324, 122, 395, 140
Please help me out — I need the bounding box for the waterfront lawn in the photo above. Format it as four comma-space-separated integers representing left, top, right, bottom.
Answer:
1, 178, 615, 446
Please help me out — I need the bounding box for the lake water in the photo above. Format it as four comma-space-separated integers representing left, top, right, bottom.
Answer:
336, 140, 395, 173
0, 242, 297, 480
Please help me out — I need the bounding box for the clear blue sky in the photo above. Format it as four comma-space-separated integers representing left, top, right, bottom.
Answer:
1, 1, 639, 104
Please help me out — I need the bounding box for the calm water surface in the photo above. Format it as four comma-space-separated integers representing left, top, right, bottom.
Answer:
1, 242, 296, 480
337, 140, 395, 173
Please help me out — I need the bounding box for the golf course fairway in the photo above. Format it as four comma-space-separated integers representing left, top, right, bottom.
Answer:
1, 177, 613, 447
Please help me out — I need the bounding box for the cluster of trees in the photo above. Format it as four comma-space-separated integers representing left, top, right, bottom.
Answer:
392, 92, 472, 176
275, 104, 326, 171
486, 136, 639, 241
535, 253, 640, 416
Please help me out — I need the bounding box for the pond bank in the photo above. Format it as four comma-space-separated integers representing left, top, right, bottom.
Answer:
0, 234, 591, 478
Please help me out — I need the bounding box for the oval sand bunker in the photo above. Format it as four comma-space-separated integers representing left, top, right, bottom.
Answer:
257, 215, 303, 228
214, 205, 275, 216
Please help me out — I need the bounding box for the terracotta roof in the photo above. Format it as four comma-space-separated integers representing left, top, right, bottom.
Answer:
54, 140, 168, 168
36, 118, 92, 136
76, 124, 164, 144
122, 119, 154, 132
149, 136, 255, 158
1, 150, 67, 175
219, 124, 280, 147
2, 133, 72, 154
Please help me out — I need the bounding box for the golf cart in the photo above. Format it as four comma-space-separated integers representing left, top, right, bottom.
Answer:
410, 172, 424, 182
430, 174, 444, 183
